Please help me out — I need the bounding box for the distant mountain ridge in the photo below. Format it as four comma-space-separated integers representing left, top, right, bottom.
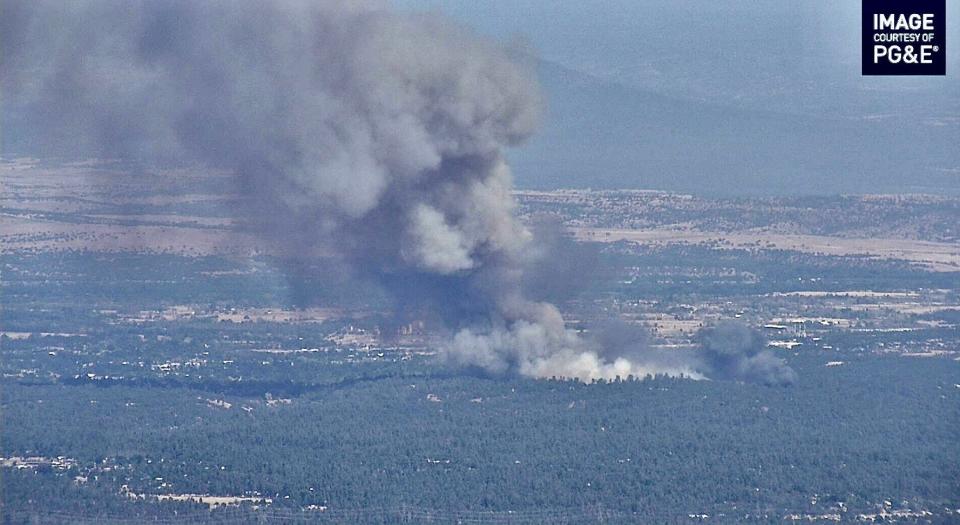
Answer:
508, 59, 960, 197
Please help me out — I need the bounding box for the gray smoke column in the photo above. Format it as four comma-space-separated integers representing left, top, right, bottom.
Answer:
2, 0, 699, 382
695, 321, 798, 385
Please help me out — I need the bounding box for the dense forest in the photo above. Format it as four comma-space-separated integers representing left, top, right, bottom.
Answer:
4, 354, 959, 523
3, 248, 958, 523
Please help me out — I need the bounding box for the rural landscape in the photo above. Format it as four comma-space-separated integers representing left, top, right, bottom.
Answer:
2, 158, 958, 523
2, 1, 958, 523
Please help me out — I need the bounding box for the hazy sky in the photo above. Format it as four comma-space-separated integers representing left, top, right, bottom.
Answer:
393, 1, 960, 195
4, 1, 958, 195
393, 1, 957, 109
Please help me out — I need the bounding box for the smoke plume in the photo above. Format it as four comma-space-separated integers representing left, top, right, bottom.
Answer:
695, 321, 798, 385
2, 1, 791, 384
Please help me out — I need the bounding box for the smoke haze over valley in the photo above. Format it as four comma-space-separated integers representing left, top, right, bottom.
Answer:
397, 0, 960, 196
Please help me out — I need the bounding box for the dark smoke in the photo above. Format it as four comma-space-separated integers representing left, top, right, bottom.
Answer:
2, 0, 693, 381
695, 321, 798, 385
3, 1, 785, 384
520, 216, 603, 304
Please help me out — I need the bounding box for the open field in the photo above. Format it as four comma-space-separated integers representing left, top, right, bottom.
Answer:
572, 227, 960, 272
5, 163, 960, 268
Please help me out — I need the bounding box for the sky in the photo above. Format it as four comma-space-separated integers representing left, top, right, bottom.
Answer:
3, 1, 957, 196
393, 1, 960, 195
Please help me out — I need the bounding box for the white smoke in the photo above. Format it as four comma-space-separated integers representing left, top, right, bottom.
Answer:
443, 302, 703, 382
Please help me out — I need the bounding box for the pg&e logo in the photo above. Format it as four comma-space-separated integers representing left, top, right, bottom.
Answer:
863, 0, 945, 75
